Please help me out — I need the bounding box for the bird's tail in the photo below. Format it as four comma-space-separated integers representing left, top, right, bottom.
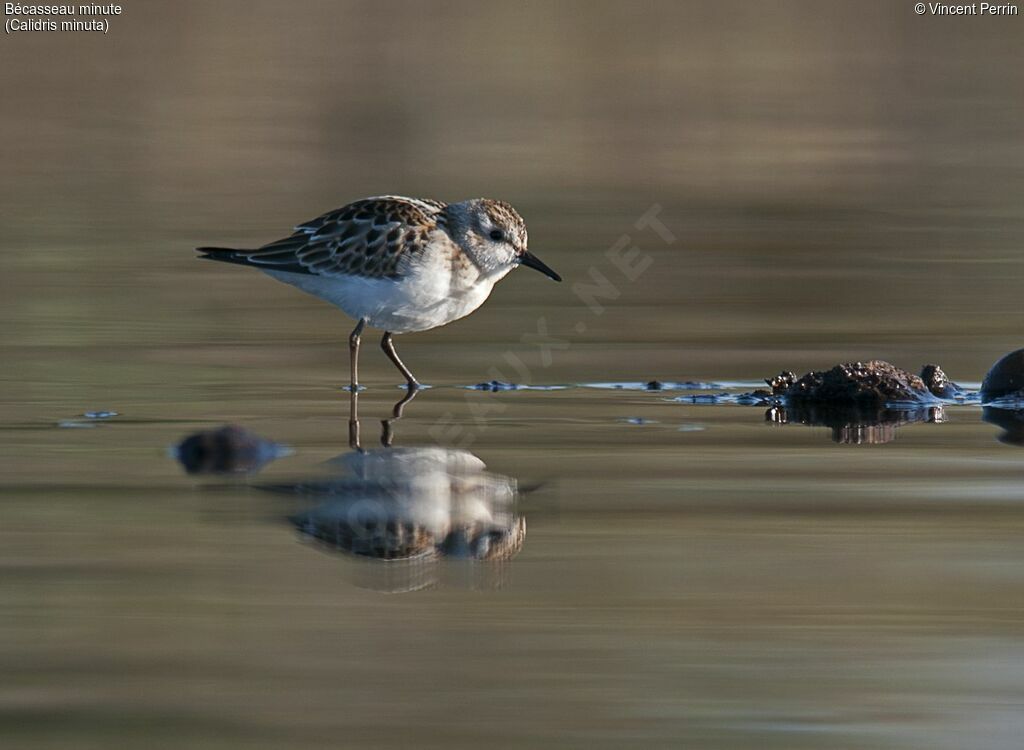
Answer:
197, 245, 311, 275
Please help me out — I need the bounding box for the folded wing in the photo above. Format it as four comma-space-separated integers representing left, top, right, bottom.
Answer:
198, 196, 445, 279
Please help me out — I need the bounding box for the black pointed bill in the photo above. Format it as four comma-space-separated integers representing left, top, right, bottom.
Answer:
518, 251, 562, 282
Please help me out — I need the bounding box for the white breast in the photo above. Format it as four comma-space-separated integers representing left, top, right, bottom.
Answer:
264, 253, 507, 334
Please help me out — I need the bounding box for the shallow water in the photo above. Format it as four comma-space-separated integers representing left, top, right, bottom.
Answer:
4, 369, 1024, 749
4, 2, 1024, 748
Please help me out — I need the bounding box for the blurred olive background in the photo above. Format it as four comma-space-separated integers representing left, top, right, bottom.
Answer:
2, 2, 1024, 749
2, 0, 1023, 388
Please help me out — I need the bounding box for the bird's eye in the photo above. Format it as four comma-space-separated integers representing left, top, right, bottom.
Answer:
489, 229, 504, 241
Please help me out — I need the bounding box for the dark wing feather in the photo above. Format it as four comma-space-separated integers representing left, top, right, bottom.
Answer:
200, 196, 444, 279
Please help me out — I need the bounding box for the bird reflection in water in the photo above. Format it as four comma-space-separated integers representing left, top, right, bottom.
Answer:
266, 389, 526, 592
766, 403, 946, 444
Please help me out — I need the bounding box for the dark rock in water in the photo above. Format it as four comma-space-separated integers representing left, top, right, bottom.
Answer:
735, 389, 776, 406
585, 380, 721, 391
674, 393, 729, 404
679, 380, 724, 390
775, 360, 935, 407
981, 349, 1024, 403
175, 425, 287, 475
919, 364, 963, 399
471, 380, 520, 391
767, 403, 944, 445
982, 407, 1024, 446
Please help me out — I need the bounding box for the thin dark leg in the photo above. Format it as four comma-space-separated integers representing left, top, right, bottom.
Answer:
349, 318, 366, 391
348, 388, 362, 451
381, 387, 421, 448
347, 319, 366, 450
381, 332, 419, 389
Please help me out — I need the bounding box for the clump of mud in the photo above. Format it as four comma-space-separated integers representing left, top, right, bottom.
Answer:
919, 364, 962, 399
766, 360, 940, 407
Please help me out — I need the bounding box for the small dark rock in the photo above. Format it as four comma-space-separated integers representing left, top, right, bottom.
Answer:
779, 360, 935, 407
981, 348, 1024, 403
919, 364, 963, 400
735, 389, 776, 405
645, 380, 663, 391
471, 380, 519, 392
675, 393, 727, 404
175, 425, 287, 475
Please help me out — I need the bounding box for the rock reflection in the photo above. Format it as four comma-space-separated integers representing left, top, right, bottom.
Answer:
175, 425, 290, 474
766, 403, 945, 445
982, 407, 1024, 447
267, 392, 526, 592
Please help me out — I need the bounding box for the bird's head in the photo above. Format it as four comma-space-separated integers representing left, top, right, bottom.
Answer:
446, 198, 561, 282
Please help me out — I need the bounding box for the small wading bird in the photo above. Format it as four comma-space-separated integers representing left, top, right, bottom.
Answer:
198, 196, 561, 391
